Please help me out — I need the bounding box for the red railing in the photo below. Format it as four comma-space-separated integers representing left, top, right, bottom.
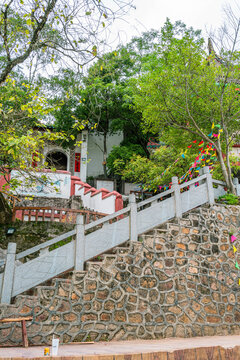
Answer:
12, 206, 107, 224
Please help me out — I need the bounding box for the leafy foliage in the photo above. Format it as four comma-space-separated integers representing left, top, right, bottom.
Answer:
133, 19, 240, 193
122, 146, 198, 190
106, 144, 145, 176
218, 193, 239, 205
0, 0, 134, 84
0, 76, 65, 193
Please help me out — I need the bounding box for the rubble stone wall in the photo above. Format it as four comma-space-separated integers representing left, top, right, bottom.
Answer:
0, 204, 240, 345
0, 221, 74, 253
17, 195, 82, 209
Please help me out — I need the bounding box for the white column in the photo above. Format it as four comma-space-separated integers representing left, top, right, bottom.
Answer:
129, 193, 138, 242
0, 242, 16, 304
80, 130, 88, 182
75, 215, 85, 271
203, 166, 214, 205
233, 178, 240, 196
172, 176, 182, 218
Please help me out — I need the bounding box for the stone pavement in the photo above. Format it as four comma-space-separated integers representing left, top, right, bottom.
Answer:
1, 335, 240, 359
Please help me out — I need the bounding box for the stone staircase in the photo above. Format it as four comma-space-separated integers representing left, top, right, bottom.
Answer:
0, 203, 240, 346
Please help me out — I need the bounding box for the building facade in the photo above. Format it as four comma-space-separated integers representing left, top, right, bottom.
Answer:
43, 130, 123, 182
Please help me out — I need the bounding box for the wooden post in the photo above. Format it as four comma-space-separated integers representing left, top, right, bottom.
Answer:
129, 193, 138, 242
172, 176, 182, 218
203, 166, 215, 205
75, 215, 85, 271
0, 242, 16, 304
51, 207, 54, 221
21, 319, 28, 347
12, 208, 16, 222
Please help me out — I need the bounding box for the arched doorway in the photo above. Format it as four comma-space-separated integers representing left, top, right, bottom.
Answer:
45, 151, 68, 171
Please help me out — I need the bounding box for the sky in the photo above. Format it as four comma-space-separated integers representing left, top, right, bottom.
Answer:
105, 0, 238, 48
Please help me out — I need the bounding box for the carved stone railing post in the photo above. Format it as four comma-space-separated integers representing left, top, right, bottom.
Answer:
0, 242, 16, 304
203, 166, 215, 205
172, 176, 182, 218
75, 215, 85, 271
129, 193, 137, 242
233, 178, 240, 196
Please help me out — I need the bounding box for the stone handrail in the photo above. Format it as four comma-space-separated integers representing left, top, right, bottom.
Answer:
0, 167, 232, 304
212, 179, 226, 186
16, 229, 77, 261
136, 188, 173, 208
84, 206, 130, 231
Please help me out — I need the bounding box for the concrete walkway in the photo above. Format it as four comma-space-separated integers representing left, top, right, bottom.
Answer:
0, 335, 240, 359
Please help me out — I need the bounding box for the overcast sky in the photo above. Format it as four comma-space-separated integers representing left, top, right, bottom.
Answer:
105, 0, 238, 48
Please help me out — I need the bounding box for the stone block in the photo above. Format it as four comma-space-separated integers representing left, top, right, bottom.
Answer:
114, 311, 126, 322
128, 313, 143, 324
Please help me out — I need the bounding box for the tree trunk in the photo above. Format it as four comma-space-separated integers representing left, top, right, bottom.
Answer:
103, 131, 108, 178
217, 148, 236, 194
0, 193, 12, 224
225, 145, 236, 195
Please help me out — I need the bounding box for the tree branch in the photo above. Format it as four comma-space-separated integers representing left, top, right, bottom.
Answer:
0, 0, 57, 85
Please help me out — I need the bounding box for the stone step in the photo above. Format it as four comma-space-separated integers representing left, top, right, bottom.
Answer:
102, 254, 117, 267
36, 285, 56, 300
111, 247, 130, 255
85, 261, 102, 273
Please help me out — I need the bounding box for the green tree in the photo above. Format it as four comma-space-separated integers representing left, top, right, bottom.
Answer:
122, 146, 199, 191
0, 0, 134, 198
0, 0, 134, 84
50, 49, 150, 178
0, 75, 64, 194
133, 19, 240, 193
106, 143, 145, 176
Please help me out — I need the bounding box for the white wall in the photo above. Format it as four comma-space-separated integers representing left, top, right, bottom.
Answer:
87, 132, 123, 178
11, 170, 71, 199
96, 180, 114, 192
231, 147, 240, 157
124, 183, 141, 195
74, 184, 117, 214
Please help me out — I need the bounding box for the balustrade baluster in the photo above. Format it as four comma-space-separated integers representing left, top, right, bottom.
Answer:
28, 209, 31, 222
59, 210, 63, 222
86, 211, 90, 224
51, 208, 54, 221
75, 215, 85, 270
129, 193, 137, 241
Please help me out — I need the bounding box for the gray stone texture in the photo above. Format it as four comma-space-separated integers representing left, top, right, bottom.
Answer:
0, 222, 74, 254
17, 195, 83, 209
0, 204, 240, 345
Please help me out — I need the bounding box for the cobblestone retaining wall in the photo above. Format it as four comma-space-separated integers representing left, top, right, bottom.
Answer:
0, 204, 240, 345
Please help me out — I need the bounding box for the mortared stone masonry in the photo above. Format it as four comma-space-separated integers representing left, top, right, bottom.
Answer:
0, 204, 240, 345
